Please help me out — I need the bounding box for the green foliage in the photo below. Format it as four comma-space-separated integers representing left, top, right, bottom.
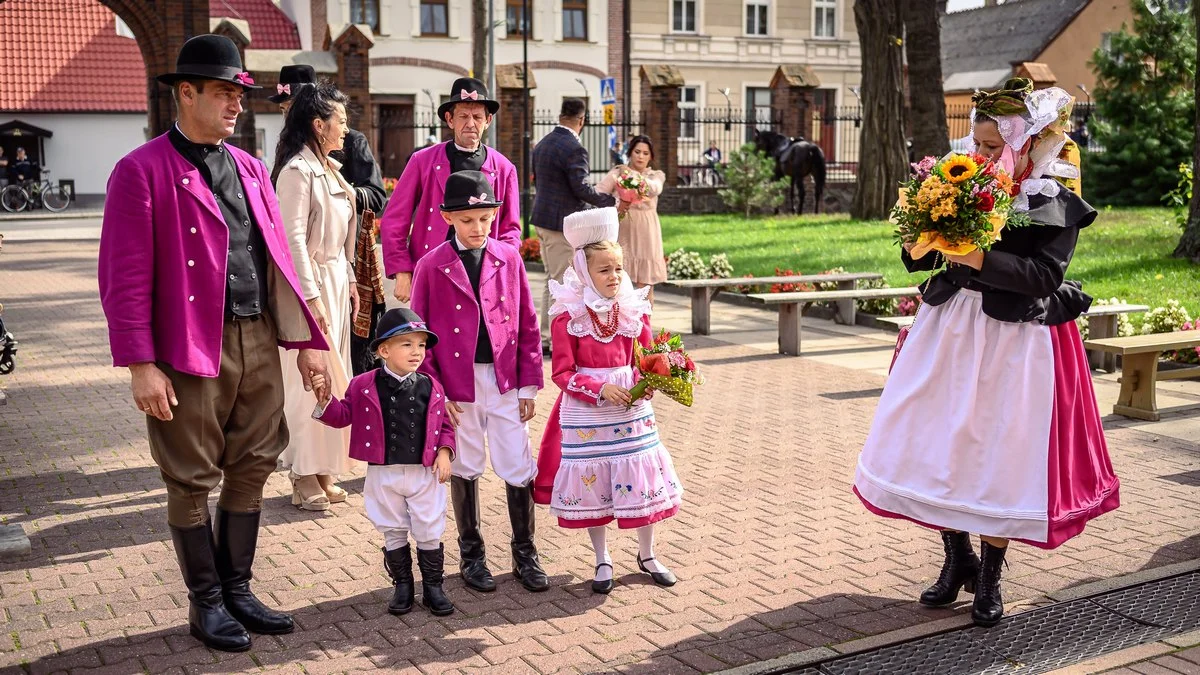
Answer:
1089, 0, 1196, 205
717, 144, 789, 218
1163, 161, 1194, 229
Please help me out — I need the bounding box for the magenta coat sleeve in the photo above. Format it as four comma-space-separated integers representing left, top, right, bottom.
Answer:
315, 390, 354, 429
495, 164, 522, 247
98, 156, 157, 367
410, 259, 444, 387
381, 157, 421, 277
550, 315, 604, 404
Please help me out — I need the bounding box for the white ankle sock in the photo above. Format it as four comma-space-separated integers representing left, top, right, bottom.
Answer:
588, 526, 612, 582
637, 525, 668, 574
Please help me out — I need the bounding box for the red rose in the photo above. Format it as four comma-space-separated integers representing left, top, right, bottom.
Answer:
977, 191, 995, 212
639, 353, 671, 376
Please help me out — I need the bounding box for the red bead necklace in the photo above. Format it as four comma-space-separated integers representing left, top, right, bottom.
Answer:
587, 303, 622, 338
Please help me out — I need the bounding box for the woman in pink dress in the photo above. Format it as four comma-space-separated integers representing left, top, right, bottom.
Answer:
598, 135, 668, 303
533, 208, 683, 594
853, 79, 1118, 627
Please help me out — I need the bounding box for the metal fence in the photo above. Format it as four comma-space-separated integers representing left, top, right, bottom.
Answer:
375, 109, 448, 179
531, 111, 643, 179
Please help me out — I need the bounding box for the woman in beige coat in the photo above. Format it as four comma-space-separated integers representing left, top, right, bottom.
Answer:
272, 82, 360, 511
598, 135, 667, 302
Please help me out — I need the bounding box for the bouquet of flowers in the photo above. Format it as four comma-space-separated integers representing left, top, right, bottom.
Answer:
615, 169, 650, 205
892, 153, 1029, 260
628, 330, 703, 407
382, 177, 398, 197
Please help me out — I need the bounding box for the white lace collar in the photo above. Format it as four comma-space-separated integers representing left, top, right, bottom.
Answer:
548, 266, 651, 343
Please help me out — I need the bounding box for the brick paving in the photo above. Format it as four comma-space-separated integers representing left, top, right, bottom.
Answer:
1, 239, 1200, 674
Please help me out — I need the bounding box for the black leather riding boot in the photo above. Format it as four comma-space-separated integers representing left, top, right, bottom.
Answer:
170, 522, 251, 652
450, 476, 495, 592
506, 483, 549, 592
213, 508, 295, 635
416, 544, 455, 616
383, 545, 415, 615
919, 530, 979, 607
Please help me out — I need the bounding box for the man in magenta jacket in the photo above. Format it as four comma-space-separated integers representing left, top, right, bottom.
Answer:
380, 78, 522, 302
97, 35, 329, 654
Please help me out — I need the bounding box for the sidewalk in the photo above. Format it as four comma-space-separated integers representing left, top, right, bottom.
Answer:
1, 239, 1199, 674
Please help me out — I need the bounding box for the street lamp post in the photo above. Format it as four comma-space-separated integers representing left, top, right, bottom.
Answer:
422, 88, 437, 138
486, 16, 505, 147
521, 0, 531, 239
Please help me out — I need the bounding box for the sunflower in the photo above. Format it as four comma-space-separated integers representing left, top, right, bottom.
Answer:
942, 155, 979, 184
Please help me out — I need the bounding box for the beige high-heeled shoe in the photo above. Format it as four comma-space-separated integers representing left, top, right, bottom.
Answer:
317, 475, 348, 504
291, 474, 330, 511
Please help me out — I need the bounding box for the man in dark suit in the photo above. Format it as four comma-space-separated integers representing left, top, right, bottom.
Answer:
271, 64, 388, 374
530, 99, 618, 352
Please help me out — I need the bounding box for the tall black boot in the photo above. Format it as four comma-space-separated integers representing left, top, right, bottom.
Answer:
213, 509, 294, 635
506, 483, 549, 592
416, 545, 455, 616
170, 522, 251, 652
383, 545, 415, 615
919, 530, 979, 607
972, 541, 1008, 627
450, 476, 496, 592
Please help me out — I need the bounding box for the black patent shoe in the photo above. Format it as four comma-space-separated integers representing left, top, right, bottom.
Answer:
637, 556, 677, 587
972, 541, 1008, 627
591, 563, 614, 595
919, 530, 979, 608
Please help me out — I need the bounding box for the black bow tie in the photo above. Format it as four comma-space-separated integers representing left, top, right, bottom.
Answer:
382, 373, 416, 394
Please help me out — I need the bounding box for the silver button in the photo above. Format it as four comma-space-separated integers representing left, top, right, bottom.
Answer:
444, 268, 451, 274
454, 352, 460, 358
504, 315, 509, 321
365, 426, 371, 431
456, 304, 462, 310
365, 442, 371, 448
500, 295, 505, 301
494, 261, 501, 266
427, 226, 433, 231
429, 207, 433, 213
454, 328, 460, 333
188, 295, 195, 302
190, 227, 197, 234
425, 245, 429, 250
187, 260, 195, 267
511, 339, 516, 345
252, 181, 258, 187
237, 193, 243, 199
435, 166, 441, 171
363, 389, 369, 394
365, 407, 370, 412
182, 178, 190, 185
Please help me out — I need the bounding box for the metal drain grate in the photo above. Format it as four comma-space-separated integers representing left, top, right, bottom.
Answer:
772, 570, 1200, 675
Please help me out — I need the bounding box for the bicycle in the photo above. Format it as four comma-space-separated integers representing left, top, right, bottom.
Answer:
1, 170, 71, 213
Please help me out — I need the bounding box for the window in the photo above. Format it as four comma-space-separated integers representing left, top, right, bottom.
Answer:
747, 86, 772, 139
814, 0, 835, 38
673, 0, 697, 33
678, 86, 698, 139
746, 1, 768, 36
420, 0, 448, 36
563, 0, 587, 40
506, 0, 531, 37
351, 0, 381, 32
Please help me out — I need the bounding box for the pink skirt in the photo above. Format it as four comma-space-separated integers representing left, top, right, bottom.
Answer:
853, 290, 1119, 549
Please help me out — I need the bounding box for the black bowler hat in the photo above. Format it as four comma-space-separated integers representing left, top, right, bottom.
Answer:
157, 34, 261, 90
371, 308, 439, 353
441, 171, 503, 212
268, 64, 317, 104
437, 77, 500, 120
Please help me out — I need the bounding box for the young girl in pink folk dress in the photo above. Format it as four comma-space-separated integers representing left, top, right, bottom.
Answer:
533, 207, 684, 594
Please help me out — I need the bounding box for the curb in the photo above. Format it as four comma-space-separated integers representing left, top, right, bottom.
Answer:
714, 561, 1200, 675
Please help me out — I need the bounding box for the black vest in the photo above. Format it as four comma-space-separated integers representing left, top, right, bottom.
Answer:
373, 370, 432, 466
451, 238, 495, 364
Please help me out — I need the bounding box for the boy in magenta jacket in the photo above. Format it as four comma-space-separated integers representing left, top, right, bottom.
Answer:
410, 170, 548, 593
314, 308, 457, 616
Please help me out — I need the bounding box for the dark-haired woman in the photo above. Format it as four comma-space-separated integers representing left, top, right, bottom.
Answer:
598, 135, 667, 302
273, 83, 360, 511
853, 79, 1118, 627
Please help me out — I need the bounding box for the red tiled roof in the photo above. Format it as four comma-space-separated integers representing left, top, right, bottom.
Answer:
211, 0, 302, 50
0, 0, 300, 114
0, 0, 147, 113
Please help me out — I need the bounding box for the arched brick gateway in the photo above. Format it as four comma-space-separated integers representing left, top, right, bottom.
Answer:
97, 0, 212, 138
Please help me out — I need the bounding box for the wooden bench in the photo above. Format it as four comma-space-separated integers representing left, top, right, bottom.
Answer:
665, 272, 884, 335
746, 287, 922, 355
1084, 331, 1200, 421
874, 304, 1148, 373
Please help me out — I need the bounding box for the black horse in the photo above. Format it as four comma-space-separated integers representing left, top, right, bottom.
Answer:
753, 129, 827, 215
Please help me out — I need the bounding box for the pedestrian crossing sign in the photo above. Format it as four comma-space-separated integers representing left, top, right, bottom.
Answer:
600, 77, 616, 105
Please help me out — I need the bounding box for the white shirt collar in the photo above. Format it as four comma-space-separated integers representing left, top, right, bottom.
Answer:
453, 142, 482, 153
382, 364, 414, 382
174, 122, 223, 147
557, 124, 581, 142
455, 234, 487, 252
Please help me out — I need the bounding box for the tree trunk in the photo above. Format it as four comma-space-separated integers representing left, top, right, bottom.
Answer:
851, 0, 910, 221
904, 0, 950, 160
472, 0, 488, 84
1174, 0, 1200, 263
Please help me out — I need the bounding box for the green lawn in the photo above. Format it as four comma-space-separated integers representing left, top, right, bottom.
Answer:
660, 207, 1200, 317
